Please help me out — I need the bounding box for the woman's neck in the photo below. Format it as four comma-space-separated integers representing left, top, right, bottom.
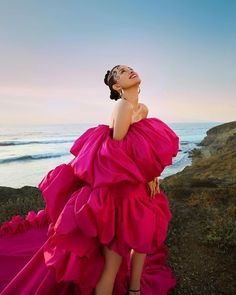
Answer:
122, 86, 139, 109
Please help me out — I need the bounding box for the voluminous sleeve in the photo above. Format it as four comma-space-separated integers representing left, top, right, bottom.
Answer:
69, 117, 179, 187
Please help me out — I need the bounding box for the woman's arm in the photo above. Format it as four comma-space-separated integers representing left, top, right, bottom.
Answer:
112, 101, 133, 140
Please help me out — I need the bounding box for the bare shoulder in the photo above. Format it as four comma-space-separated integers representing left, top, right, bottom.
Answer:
116, 98, 134, 110
116, 100, 148, 113
111, 99, 133, 120
139, 102, 149, 116
114, 99, 133, 124
112, 100, 133, 140
109, 100, 149, 129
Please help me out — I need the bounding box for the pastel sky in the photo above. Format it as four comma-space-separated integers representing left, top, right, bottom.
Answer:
0, 0, 235, 125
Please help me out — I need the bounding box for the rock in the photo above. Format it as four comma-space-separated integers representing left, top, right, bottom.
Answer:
163, 121, 236, 189
163, 121, 236, 295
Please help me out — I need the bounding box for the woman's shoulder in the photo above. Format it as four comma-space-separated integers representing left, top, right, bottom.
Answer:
114, 98, 133, 110
138, 102, 149, 116
109, 100, 133, 128
109, 100, 149, 127
113, 99, 147, 110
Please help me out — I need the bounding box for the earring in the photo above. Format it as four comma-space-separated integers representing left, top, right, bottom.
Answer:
120, 89, 124, 98
138, 86, 141, 94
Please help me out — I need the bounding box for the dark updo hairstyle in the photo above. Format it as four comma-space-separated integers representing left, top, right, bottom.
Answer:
104, 65, 121, 101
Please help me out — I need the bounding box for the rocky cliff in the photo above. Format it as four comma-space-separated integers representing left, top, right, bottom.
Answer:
161, 120, 236, 295
165, 121, 236, 188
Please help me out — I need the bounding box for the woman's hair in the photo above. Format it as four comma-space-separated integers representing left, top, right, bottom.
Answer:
104, 65, 121, 101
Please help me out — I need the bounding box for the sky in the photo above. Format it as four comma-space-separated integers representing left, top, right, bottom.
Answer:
0, 0, 235, 125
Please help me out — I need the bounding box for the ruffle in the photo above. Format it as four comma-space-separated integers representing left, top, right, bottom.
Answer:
42, 181, 173, 288
0, 209, 50, 236
38, 117, 179, 228
70, 117, 179, 187
140, 243, 177, 294
38, 163, 85, 225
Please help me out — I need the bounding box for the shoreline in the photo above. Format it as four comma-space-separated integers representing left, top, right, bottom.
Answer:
0, 121, 213, 189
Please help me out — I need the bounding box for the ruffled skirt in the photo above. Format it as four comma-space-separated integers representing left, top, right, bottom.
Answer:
0, 182, 176, 295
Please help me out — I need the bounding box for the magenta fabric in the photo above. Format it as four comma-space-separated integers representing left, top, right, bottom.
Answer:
0, 117, 179, 295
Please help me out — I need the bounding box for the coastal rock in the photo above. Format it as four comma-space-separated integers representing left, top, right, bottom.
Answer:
162, 121, 236, 295
163, 121, 236, 188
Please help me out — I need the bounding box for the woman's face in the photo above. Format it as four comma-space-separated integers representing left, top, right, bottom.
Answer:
111, 65, 141, 92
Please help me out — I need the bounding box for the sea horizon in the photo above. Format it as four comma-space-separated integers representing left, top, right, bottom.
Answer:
0, 120, 226, 189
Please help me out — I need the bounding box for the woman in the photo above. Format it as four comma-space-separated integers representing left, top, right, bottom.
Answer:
0, 65, 179, 295
101, 65, 161, 295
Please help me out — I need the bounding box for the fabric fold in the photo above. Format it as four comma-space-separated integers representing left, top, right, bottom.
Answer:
0, 209, 50, 236
0, 116, 179, 295
69, 117, 179, 187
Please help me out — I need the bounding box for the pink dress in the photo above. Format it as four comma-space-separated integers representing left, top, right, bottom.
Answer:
0, 117, 179, 295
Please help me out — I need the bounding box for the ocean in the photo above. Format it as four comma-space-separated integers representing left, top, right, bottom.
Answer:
0, 120, 222, 188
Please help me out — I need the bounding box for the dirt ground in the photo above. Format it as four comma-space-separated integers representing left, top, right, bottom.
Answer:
165, 188, 236, 295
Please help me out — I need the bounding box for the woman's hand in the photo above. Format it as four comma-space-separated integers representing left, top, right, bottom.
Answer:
146, 177, 160, 198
